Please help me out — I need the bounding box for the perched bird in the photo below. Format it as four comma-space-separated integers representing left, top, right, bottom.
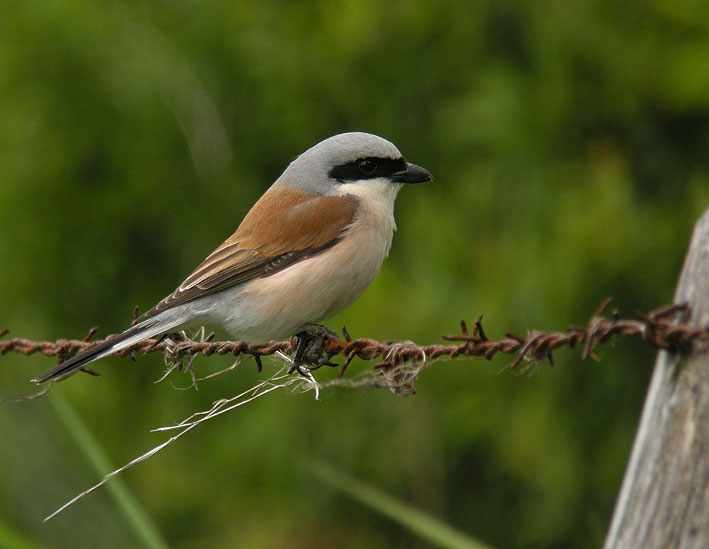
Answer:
32, 132, 432, 383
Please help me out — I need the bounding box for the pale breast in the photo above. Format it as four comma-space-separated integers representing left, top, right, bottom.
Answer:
213, 184, 399, 341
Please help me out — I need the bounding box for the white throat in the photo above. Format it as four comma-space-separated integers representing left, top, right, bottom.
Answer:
335, 178, 402, 213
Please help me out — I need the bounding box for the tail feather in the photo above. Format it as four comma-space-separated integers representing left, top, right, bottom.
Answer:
32, 318, 165, 383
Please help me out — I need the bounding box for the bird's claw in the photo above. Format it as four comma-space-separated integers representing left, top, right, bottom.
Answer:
289, 324, 340, 375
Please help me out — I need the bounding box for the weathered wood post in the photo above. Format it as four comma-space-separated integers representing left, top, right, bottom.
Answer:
605, 208, 709, 548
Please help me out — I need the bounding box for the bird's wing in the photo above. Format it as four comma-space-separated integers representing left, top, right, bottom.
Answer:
140, 187, 359, 319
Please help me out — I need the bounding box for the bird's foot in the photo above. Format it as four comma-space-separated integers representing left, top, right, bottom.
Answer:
289, 324, 340, 375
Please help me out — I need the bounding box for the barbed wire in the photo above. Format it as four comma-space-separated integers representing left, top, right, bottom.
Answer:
4, 298, 709, 519
2, 299, 708, 385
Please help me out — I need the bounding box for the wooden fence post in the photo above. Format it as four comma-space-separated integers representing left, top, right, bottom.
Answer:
605, 207, 709, 548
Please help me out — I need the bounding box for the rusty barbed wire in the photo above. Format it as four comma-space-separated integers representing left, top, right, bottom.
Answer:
1, 300, 708, 382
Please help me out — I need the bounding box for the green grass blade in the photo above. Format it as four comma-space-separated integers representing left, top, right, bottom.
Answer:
307, 461, 493, 549
49, 392, 168, 549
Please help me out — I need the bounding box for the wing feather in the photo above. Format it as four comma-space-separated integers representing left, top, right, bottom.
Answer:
139, 187, 358, 319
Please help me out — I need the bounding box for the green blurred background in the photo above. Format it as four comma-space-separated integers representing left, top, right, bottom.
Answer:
1, 1, 708, 547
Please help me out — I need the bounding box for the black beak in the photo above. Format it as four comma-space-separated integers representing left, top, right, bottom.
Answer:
391, 162, 433, 184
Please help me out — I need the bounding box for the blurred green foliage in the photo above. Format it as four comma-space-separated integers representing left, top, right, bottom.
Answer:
1, 1, 708, 547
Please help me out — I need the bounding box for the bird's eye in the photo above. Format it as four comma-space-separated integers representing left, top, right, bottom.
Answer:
356, 158, 377, 176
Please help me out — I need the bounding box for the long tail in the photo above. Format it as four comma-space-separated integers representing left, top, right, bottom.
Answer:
32, 317, 169, 383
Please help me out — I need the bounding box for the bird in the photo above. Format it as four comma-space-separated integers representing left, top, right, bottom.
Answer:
32, 132, 432, 383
